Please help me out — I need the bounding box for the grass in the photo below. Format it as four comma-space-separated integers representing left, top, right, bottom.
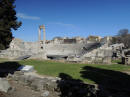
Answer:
0, 58, 10, 62
1, 58, 130, 83
19, 59, 130, 83
111, 59, 122, 64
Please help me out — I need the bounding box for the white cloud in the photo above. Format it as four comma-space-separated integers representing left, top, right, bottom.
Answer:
17, 13, 40, 20
48, 22, 76, 28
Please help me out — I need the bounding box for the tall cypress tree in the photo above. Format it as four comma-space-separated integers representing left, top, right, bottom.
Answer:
0, 0, 21, 50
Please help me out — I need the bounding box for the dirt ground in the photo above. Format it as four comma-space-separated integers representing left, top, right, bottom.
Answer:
0, 80, 41, 97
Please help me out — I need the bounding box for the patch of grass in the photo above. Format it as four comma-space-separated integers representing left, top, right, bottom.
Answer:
18, 59, 130, 84
0, 58, 9, 62
111, 59, 122, 64
1, 58, 130, 83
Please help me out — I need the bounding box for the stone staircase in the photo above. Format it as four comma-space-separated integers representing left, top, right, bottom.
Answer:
77, 42, 102, 57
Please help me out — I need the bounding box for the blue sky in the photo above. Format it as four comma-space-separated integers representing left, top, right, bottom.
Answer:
14, 0, 130, 41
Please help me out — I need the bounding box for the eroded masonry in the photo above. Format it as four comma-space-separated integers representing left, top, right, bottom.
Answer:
0, 25, 126, 64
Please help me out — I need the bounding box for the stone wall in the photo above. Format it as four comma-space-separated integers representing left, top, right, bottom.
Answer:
0, 38, 113, 64
45, 43, 85, 56
0, 38, 100, 60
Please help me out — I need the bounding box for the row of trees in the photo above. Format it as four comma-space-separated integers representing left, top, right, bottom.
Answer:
0, 0, 21, 50
112, 29, 130, 48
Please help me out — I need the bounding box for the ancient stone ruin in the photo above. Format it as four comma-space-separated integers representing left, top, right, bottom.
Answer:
122, 49, 130, 65
0, 25, 114, 64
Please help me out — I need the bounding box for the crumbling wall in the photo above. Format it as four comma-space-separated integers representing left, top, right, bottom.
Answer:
0, 38, 113, 64
82, 44, 112, 64
0, 39, 100, 60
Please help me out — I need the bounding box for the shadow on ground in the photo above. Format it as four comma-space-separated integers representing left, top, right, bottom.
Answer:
80, 66, 130, 97
57, 73, 97, 97
0, 61, 21, 77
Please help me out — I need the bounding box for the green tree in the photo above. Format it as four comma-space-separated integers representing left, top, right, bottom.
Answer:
0, 0, 21, 50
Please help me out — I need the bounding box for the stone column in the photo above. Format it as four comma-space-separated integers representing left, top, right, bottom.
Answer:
42, 25, 47, 59
38, 28, 41, 42
43, 25, 46, 50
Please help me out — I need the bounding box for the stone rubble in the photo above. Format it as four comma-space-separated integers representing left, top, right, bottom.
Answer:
7, 71, 99, 97
0, 78, 11, 93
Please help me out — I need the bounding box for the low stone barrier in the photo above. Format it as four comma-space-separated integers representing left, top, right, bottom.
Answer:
7, 71, 99, 97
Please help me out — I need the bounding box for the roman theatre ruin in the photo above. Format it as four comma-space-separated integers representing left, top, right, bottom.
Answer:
0, 25, 113, 64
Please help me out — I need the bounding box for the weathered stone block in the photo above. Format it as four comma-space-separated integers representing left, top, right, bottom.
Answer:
0, 78, 11, 93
